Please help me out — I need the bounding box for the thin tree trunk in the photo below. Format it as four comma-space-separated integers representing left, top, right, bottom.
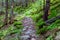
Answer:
2, 0, 4, 6
43, 0, 50, 21
25, 0, 28, 7
4, 0, 8, 25
9, 0, 14, 24
0, 0, 3, 15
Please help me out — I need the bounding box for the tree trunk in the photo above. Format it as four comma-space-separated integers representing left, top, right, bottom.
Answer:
9, 0, 14, 24
0, 0, 4, 15
4, 0, 8, 25
25, 0, 28, 7
43, 0, 50, 21
2, 0, 4, 6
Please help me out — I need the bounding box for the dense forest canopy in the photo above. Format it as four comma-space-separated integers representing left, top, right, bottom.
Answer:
0, 0, 60, 40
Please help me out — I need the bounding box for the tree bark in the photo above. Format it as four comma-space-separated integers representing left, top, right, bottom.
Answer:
9, 0, 14, 24
4, 0, 8, 25
25, 0, 28, 7
43, 0, 50, 21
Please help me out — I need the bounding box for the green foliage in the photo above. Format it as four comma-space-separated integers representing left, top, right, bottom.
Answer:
14, 21, 22, 25
0, 15, 4, 27
14, 6, 26, 14
36, 19, 44, 27
0, 21, 4, 28
37, 19, 60, 34
46, 35, 53, 40
14, 15, 24, 21
48, 10, 57, 19
0, 24, 22, 39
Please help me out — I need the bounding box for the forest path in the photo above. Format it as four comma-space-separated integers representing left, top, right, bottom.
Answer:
20, 17, 39, 40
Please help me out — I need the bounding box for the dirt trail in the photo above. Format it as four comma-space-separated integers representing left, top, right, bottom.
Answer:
21, 17, 39, 40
